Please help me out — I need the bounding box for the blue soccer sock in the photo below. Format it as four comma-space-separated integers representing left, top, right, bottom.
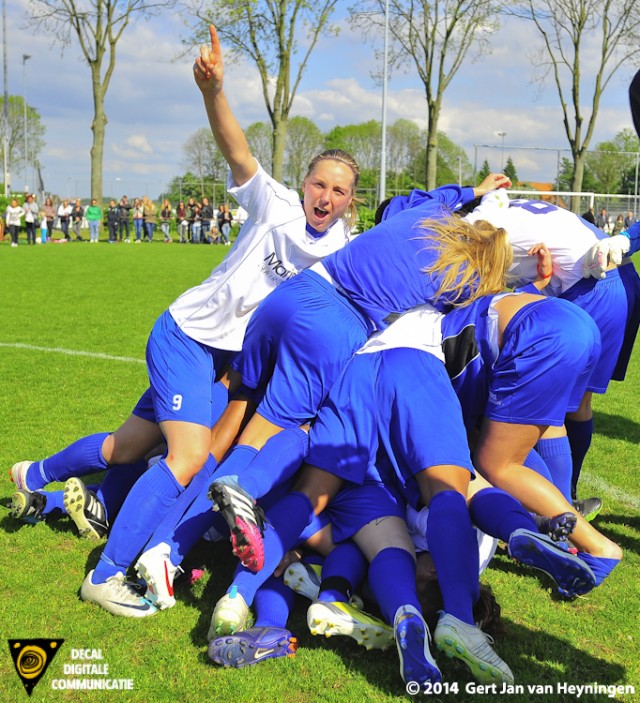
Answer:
318, 540, 367, 603
254, 575, 296, 629
213, 444, 258, 482
92, 459, 184, 583
577, 553, 620, 587
96, 460, 147, 523
565, 418, 593, 498
240, 428, 310, 499
523, 448, 552, 481
39, 489, 65, 516
426, 490, 479, 625
535, 436, 573, 502
145, 455, 223, 564
231, 491, 316, 606
368, 547, 420, 625
29, 432, 110, 490
469, 487, 538, 542
144, 455, 217, 549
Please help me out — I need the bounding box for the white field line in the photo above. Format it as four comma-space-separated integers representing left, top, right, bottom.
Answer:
1, 345, 639, 509
0, 342, 145, 365
582, 472, 640, 511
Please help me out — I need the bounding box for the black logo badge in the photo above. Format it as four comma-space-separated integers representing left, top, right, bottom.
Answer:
8, 639, 64, 696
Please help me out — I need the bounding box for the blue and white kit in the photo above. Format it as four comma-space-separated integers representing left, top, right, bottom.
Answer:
465, 190, 640, 393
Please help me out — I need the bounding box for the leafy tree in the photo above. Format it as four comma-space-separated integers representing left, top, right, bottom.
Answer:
587, 141, 624, 195
284, 116, 323, 188
477, 158, 491, 184
164, 172, 207, 204
350, 0, 500, 190
0, 96, 46, 191
245, 122, 273, 171
435, 132, 472, 186
181, 128, 227, 199
187, 1, 339, 181
386, 119, 424, 195
325, 121, 381, 172
503, 156, 518, 185
511, 0, 640, 211
26, 0, 176, 203
556, 157, 598, 193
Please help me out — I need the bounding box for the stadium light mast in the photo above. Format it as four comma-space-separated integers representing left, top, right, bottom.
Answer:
379, 0, 390, 205
497, 131, 507, 170
22, 53, 31, 192
2, 0, 9, 195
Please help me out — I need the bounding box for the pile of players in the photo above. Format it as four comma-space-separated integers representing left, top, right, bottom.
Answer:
8, 24, 637, 689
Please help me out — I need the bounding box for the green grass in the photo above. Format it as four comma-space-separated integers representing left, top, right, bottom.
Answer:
0, 238, 639, 703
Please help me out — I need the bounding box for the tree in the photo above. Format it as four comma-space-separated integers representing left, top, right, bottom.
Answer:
503, 156, 518, 185
187, 1, 339, 181
511, 0, 640, 212
284, 116, 323, 188
477, 159, 491, 184
435, 132, 472, 186
245, 122, 273, 172
556, 156, 598, 193
0, 96, 46, 191
325, 121, 381, 172
164, 172, 207, 203
587, 141, 624, 196
181, 128, 227, 199
350, 0, 500, 190
387, 119, 425, 194
26, 0, 175, 203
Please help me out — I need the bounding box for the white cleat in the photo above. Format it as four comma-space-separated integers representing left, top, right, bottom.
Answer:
80, 570, 158, 618
135, 542, 183, 610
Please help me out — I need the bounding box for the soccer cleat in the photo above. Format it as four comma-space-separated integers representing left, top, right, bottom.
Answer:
508, 528, 596, 597
394, 604, 442, 685
135, 542, 184, 610
208, 627, 297, 668
434, 611, 514, 684
573, 497, 603, 522
80, 570, 158, 617
9, 461, 35, 492
307, 600, 394, 651
208, 586, 252, 640
10, 490, 47, 523
283, 562, 322, 600
208, 476, 266, 572
64, 477, 109, 540
532, 511, 577, 542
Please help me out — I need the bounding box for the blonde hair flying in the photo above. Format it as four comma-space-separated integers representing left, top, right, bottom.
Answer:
421, 216, 513, 306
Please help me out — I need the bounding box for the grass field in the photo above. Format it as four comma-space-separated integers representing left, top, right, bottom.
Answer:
0, 236, 639, 703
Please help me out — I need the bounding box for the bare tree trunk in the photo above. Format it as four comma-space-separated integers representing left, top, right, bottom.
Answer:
90, 66, 106, 203
425, 100, 441, 190
271, 118, 287, 183
570, 153, 586, 213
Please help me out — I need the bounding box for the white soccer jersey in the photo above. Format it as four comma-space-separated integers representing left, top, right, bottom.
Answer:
356, 303, 445, 361
464, 190, 608, 296
169, 162, 353, 350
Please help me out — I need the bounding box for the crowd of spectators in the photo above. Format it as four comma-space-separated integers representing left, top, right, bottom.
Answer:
2, 194, 245, 246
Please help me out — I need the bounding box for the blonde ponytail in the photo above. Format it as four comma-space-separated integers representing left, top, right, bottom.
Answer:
421, 216, 513, 306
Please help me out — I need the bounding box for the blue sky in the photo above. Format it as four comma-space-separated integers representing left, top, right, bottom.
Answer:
3, 1, 639, 200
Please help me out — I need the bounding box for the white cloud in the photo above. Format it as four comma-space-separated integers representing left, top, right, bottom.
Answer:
5, 3, 636, 198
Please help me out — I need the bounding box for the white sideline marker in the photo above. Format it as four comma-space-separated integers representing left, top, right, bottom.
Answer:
0, 342, 145, 365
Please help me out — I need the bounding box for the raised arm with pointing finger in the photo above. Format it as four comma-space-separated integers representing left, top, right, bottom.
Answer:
194, 24, 257, 187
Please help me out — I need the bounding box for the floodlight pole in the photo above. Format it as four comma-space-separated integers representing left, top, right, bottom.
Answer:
2, 0, 9, 195
22, 54, 31, 192
378, 0, 390, 205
